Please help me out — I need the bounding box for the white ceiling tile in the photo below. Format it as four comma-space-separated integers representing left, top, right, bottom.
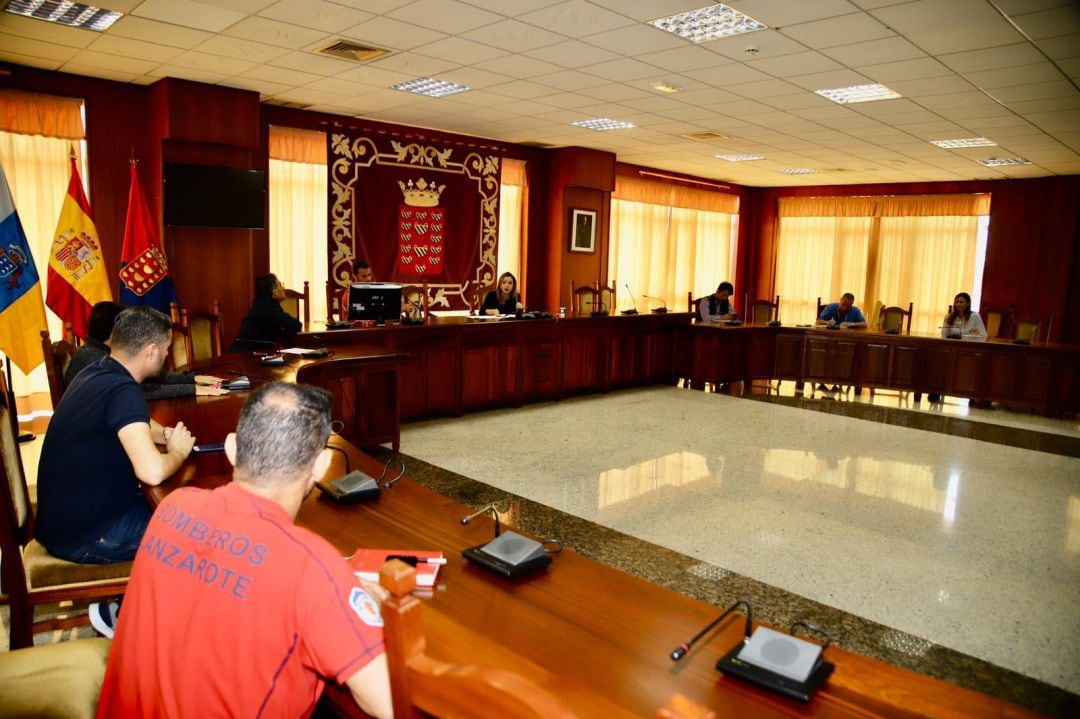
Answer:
822, 36, 927, 66
886, 75, 977, 97
965, 62, 1069, 89
141, 63, 233, 85
169, 49, 258, 75
578, 22, 685, 56
132, 0, 248, 33
58, 63, 146, 83
785, 69, 873, 92
366, 51, 460, 78
342, 16, 447, 51
938, 43, 1045, 74
193, 34, 290, 63
637, 45, 733, 73
199, 0, 277, 13
1036, 34, 1080, 60
749, 51, 845, 77
107, 15, 215, 49
682, 63, 774, 86
990, 80, 1078, 103
472, 53, 563, 78
0, 13, 97, 46
332, 65, 416, 88
387, 0, 504, 35
517, 0, 636, 38
781, 11, 894, 49
858, 57, 953, 82
266, 50, 360, 75
737, 0, 862, 26
237, 63, 323, 86
869, 0, 1023, 54
580, 57, 669, 82
257, 0, 373, 33
705, 30, 809, 62
223, 16, 328, 49
1011, 6, 1080, 40
412, 37, 509, 66
64, 49, 161, 75
532, 69, 609, 91
440, 66, 515, 89
0, 32, 81, 63
523, 38, 620, 67
460, 19, 567, 52
86, 34, 186, 64
722, 79, 805, 100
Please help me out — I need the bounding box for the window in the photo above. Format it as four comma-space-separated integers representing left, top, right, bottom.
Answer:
498, 158, 526, 290
775, 194, 990, 333
609, 177, 739, 313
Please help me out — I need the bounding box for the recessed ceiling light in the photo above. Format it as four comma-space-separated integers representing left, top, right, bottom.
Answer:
571, 118, 635, 131
391, 78, 470, 98
649, 4, 767, 43
978, 157, 1030, 167
4, 0, 122, 31
715, 153, 765, 162
778, 168, 817, 175
931, 138, 997, 148
650, 81, 682, 94
815, 83, 901, 104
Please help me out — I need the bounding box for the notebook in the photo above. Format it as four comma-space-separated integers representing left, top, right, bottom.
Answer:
350, 549, 445, 588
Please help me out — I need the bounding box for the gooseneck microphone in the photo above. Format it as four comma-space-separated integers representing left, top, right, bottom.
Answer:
379, 457, 407, 488
642, 294, 668, 313
621, 284, 639, 315
670, 598, 753, 661
460, 502, 501, 537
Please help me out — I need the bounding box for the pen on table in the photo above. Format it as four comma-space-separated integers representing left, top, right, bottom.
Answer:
387, 555, 447, 565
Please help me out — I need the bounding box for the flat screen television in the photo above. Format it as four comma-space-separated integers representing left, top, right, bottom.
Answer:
348, 283, 403, 325
163, 162, 265, 229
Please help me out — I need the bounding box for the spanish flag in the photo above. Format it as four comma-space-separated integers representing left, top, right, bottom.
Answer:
0, 163, 48, 374
46, 156, 112, 339
119, 160, 177, 313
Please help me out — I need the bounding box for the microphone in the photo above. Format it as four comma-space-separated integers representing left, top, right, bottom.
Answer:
621, 284, 639, 315
379, 457, 407, 488
460, 503, 500, 537
642, 294, 668, 313
670, 598, 753, 661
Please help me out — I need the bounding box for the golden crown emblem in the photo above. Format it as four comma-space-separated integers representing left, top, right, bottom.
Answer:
398, 178, 445, 208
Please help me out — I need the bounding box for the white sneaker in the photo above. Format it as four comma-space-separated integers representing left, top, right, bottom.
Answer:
89, 600, 120, 638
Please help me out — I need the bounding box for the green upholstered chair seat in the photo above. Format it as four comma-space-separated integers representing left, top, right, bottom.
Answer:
24, 540, 132, 589
0, 638, 111, 719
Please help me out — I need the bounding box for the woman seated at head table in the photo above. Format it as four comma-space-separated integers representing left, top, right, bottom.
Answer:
481, 272, 524, 316
941, 292, 987, 340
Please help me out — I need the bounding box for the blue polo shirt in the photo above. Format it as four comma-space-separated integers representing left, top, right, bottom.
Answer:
819, 303, 866, 324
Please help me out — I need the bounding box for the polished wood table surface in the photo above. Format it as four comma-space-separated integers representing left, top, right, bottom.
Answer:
147, 386, 1042, 719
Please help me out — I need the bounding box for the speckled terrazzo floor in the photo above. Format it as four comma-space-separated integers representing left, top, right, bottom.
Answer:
373, 385, 1080, 718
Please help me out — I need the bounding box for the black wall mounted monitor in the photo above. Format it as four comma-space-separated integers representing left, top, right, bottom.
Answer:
163, 163, 266, 229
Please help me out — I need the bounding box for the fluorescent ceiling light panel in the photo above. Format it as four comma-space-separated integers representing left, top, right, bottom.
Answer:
778, 168, 816, 175
392, 78, 470, 98
978, 157, 1030, 166
649, 4, 767, 43
5, 0, 122, 31
931, 138, 997, 148
716, 153, 765, 161
815, 83, 901, 104
651, 82, 682, 94
571, 118, 635, 131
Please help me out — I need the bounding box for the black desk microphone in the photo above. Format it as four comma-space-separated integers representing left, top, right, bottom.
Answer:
671, 598, 753, 661
621, 284, 639, 315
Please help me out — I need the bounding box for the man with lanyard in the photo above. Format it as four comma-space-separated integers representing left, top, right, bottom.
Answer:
816, 292, 867, 329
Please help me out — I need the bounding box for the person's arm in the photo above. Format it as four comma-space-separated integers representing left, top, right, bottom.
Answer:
840, 307, 867, 328
699, 298, 717, 322
481, 291, 500, 316
344, 654, 393, 719
117, 420, 195, 486
816, 306, 833, 326
965, 313, 987, 340
272, 301, 303, 333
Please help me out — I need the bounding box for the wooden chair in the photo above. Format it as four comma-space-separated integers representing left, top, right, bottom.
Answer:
402, 283, 429, 321
0, 372, 130, 650
165, 320, 193, 371
0, 637, 112, 718
980, 305, 1013, 339
1012, 317, 1044, 344
570, 280, 600, 315
597, 281, 615, 315
171, 301, 223, 362
281, 280, 310, 325
40, 330, 77, 408
468, 284, 494, 316
688, 292, 709, 322
879, 302, 913, 334
379, 559, 579, 719
749, 295, 780, 324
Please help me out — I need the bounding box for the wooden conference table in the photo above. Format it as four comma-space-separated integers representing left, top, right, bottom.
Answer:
149, 351, 1040, 719
294, 313, 1080, 417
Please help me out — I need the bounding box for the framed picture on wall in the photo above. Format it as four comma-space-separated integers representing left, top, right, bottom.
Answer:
570, 209, 596, 253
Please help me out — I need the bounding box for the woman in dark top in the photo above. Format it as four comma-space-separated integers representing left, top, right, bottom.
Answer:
230, 273, 302, 351
481, 272, 522, 316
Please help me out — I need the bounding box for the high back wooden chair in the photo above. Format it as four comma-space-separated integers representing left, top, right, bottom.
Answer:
40, 330, 77, 408
379, 559, 579, 719
468, 284, 494, 315
0, 373, 130, 649
1012, 317, 1044, 344
165, 320, 193, 371
749, 295, 780, 324
597, 281, 615, 315
402, 283, 429, 321
980, 305, 1013, 339
281, 280, 310, 325
570, 280, 600, 315
688, 293, 708, 322
879, 302, 913, 334
172, 301, 223, 362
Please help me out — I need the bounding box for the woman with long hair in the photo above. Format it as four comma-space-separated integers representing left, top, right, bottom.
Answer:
481, 272, 522, 316
941, 291, 986, 340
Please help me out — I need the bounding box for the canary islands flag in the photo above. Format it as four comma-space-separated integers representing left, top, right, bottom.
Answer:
46, 156, 112, 340
0, 164, 48, 374
119, 161, 176, 312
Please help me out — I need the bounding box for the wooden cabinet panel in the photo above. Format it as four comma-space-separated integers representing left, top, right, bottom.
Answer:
563, 331, 606, 391
1018, 355, 1052, 404
523, 341, 561, 398
952, 349, 986, 396
891, 345, 919, 389
610, 332, 644, 386
919, 348, 951, 393
774, 333, 802, 379
426, 347, 458, 413
804, 338, 830, 380
462, 346, 520, 405
746, 329, 776, 379
984, 353, 1018, 401
861, 343, 890, 386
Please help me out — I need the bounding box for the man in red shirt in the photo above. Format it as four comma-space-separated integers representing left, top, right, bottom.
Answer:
97, 383, 392, 718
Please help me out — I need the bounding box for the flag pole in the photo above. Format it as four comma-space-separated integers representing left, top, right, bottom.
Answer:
4, 356, 36, 443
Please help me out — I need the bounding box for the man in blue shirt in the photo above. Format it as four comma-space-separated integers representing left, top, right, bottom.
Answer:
816, 293, 867, 328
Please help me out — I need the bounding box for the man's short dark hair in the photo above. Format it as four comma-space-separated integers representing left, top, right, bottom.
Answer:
234, 383, 332, 486
111, 306, 172, 356
717, 281, 734, 294
351, 259, 370, 273
255, 273, 279, 298
87, 301, 125, 343
842, 292, 855, 302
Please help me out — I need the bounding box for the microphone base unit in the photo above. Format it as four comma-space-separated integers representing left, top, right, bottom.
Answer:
317, 470, 381, 503
620, 309, 639, 315
716, 641, 834, 703
651, 308, 668, 313
462, 545, 551, 578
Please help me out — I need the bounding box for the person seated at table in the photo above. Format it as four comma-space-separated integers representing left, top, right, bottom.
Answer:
338, 258, 374, 320
96, 382, 393, 719
230, 272, 302, 351
816, 292, 867, 328
481, 271, 523, 315
66, 301, 227, 399
941, 291, 987, 341
699, 281, 737, 322
37, 306, 196, 569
